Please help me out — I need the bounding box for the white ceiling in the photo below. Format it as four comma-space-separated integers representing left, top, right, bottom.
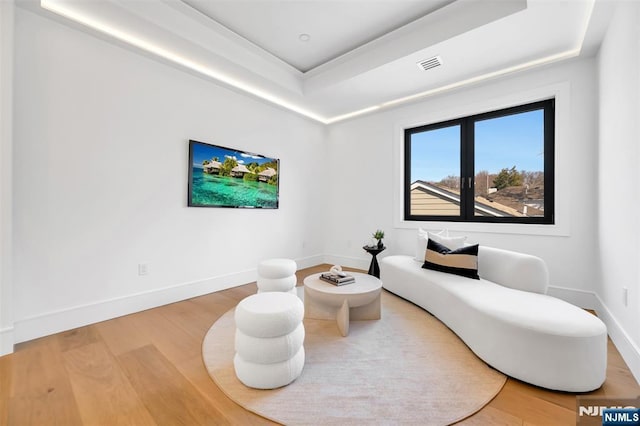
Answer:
36, 0, 606, 124
182, 0, 455, 72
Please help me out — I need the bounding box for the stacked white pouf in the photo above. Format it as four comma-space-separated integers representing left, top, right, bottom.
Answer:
234, 292, 305, 389
257, 258, 298, 294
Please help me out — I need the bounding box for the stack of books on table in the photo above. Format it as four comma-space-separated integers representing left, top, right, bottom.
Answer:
320, 272, 355, 286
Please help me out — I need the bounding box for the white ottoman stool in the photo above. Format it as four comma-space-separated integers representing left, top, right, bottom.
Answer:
234, 292, 305, 389
235, 292, 304, 337
235, 323, 305, 364
257, 276, 297, 293
257, 259, 298, 293
234, 348, 305, 390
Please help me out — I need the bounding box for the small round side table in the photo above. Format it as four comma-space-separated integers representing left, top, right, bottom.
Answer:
363, 246, 386, 278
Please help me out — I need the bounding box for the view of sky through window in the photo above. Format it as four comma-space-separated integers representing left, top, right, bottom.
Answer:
410, 125, 460, 183
475, 110, 544, 175
410, 110, 544, 184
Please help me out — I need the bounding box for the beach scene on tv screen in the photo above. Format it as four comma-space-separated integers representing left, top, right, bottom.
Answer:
190, 141, 279, 208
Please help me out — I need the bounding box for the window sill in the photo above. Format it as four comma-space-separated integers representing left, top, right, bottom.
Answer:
394, 219, 569, 237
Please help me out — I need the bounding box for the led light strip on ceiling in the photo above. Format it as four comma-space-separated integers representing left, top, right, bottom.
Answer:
40, 0, 594, 125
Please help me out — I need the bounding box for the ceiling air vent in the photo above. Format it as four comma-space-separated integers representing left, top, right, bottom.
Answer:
416, 56, 442, 72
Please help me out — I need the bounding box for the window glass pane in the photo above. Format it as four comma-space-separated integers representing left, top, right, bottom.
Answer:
474, 109, 545, 218
409, 125, 460, 217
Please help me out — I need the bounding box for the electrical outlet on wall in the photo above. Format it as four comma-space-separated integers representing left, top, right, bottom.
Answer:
138, 263, 149, 276
623, 287, 628, 306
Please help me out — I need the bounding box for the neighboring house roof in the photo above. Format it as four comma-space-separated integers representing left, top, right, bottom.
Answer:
204, 161, 221, 169
473, 195, 525, 217
411, 180, 524, 217
258, 168, 277, 177
485, 185, 544, 216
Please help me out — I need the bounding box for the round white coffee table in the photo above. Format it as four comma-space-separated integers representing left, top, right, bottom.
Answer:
303, 272, 382, 336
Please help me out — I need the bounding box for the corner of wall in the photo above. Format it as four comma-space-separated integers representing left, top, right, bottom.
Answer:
0, 327, 14, 356
595, 295, 640, 385
0, 0, 15, 356
594, 0, 640, 387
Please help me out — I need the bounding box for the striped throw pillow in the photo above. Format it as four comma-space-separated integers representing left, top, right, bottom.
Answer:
422, 239, 480, 280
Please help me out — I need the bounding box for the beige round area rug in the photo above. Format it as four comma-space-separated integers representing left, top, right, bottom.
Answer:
202, 290, 506, 425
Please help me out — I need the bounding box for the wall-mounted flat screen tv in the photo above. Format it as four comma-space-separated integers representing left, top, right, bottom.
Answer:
188, 139, 279, 209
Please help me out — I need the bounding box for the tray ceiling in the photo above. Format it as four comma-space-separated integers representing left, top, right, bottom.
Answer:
34, 0, 602, 124
182, 0, 455, 72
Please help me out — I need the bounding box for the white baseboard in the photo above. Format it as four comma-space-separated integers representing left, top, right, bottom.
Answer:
323, 254, 370, 271
593, 293, 640, 386
547, 285, 640, 386
296, 255, 325, 270
14, 254, 326, 344
14, 269, 257, 343
546, 285, 600, 310
0, 326, 14, 356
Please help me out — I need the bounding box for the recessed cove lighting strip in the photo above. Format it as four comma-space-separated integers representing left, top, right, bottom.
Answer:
39, 0, 327, 123
39, 0, 595, 125
325, 105, 382, 124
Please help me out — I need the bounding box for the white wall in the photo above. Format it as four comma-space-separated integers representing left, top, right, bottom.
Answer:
596, 1, 640, 381
11, 7, 326, 343
0, 0, 15, 356
325, 58, 599, 296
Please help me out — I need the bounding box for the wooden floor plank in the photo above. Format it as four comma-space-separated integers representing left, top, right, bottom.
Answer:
94, 314, 152, 357
8, 338, 83, 425
157, 300, 220, 342
601, 365, 640, 397
118, 345, 230, 426
56, 325, 102, 353
188, 291, 238, 320
502, 378, 576, 411
176, 355, 276, 426
62, 341, 156, 425
127, 308, 201, 365
607, 339, 629, 369
219, 283, 258, 301
487, 380, 576, 425
0, 354, 12, 426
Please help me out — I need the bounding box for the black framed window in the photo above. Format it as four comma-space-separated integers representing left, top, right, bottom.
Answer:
404, 99, 554, 224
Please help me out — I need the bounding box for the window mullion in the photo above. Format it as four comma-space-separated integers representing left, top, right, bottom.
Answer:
460, 119, 475, 220
544, 101, 555, 224
403, 129, 412, 221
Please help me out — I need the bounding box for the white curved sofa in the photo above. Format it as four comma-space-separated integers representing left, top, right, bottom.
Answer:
380, 247, 607, 392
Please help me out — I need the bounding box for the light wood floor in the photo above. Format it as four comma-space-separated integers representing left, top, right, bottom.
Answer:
1, 264, 638, 425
